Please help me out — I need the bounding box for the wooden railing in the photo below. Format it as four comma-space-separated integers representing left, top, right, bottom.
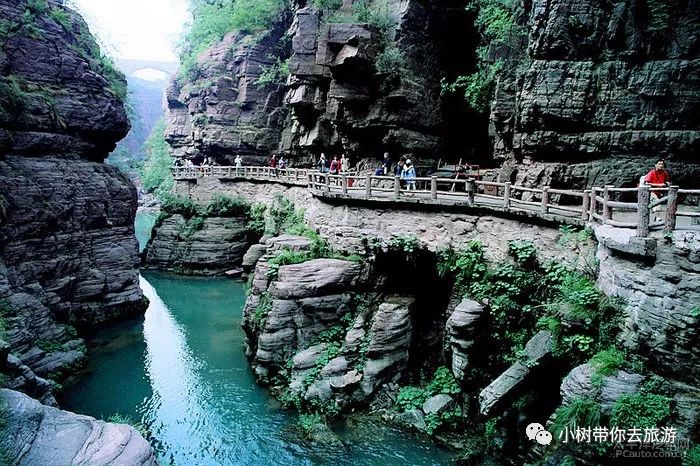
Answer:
171, 166, 700, 236
172, 165, 310, 185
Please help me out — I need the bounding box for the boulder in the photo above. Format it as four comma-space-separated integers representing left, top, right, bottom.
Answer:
393, 409, 427, 431
242, 243, 268, 270
479, 331, 554, 415
269, 259, 365, 300
0, 389, 157, 466
422, 394, 455, 415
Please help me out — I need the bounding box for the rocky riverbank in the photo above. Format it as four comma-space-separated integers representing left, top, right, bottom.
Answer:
0, 0, 153, 460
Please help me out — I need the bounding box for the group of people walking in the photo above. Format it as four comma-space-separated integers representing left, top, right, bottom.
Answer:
375, 153, 416, 190
317, 153, 350, 175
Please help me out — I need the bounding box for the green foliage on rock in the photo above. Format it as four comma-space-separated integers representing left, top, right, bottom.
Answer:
252, 293, 272, 329
36, 339, 64, 353
140, 120, 174, 199
589, 348, 625, 386
551, 396, 601, 437
684, 445, 700, 466
178, 0, 287, 82
204, 193, 250, 217
255, 58, 290, 87
395, 366, 460, 412
611, 392, 672, 429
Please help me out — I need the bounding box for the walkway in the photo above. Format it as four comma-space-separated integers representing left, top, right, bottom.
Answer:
172, 166, 700, 238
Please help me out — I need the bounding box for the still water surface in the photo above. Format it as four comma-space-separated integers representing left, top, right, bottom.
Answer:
59, 213, 454, 465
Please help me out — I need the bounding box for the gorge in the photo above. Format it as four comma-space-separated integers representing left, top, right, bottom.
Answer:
1, 0, 699, 465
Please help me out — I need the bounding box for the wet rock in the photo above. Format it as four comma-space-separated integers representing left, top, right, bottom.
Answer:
0, 389, 157, 466
393, 409, 427, 431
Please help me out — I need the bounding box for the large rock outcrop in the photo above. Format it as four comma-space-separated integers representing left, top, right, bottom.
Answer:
0, 388, 157, 465
0, 0, 144, 398
492, 0, 700, 188
166, 0, 482, 164
143, 214, 250, 274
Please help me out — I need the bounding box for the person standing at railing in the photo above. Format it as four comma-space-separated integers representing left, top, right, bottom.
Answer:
318, 153, 328, 173
330, 156, 339, 175
402, 159, 416, 191
643, 159, 672, 221
234, 154, 243, 176
278, 156, 287, 169
269, 154, 277, 168
340, 154, 350, 172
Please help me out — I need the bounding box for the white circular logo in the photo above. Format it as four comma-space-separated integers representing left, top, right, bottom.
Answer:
526, 422, 544, 440
536, 430, 553, 445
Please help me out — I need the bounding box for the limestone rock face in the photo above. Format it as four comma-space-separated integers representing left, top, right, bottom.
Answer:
0, 0, 129, 158
597, 231, 700, 386
446, 298, 484, 383
361, 300, 413, 396
144, 214, 250, 274
166, 0, 479, 163
0, 389, 157, 466
560, 363, 643, 414
0, 0, 143, 399
493, 0, 700, 188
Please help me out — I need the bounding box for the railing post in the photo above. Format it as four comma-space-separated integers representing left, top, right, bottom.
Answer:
342, 174, 348, 195
637, 185, 650, 237
365, 174, 372, 198
325, 173, 331, 192
664, 185, 679, 234
394, 176, 401, 199
582, 190, 591, 221
603, 185, 613, 223
430, 176, 437, 199
590, 187, 599, 221
541, 187, 549, 215
503, 182, 511, 209
466, 178, 475, 207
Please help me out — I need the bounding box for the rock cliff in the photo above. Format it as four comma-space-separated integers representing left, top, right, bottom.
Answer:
492, 0, 700, 188
0, 388, 156, 466
166, 0, 485, 165
0, 0, 144, 400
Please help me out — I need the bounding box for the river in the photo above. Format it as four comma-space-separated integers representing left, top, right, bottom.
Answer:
58, 212, 454, 465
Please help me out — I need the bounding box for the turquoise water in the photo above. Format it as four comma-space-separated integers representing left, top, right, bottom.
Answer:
135, 210, 157, 252
59, 213, 454, 465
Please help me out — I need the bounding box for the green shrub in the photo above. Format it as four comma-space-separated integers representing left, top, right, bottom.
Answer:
0, 75, 28, 120
395, 386, 430, 411
551, 397, 601, 437
204, 194, 249, 217
36, 339, 64, 353
140, 120, 174, 199
313, 0, 343, 10
252, 293, 273, 329
589, 348, 625, 386
684, 445, 700, 466
266, 249, 313, 279
395, 366, 461, 414
180, 216, 205, 238
160, 194, 201, 219
440, 61, 501, 113
611, 392, 672, 429
297, 412, 325, 437
178, 0, 287, 82
255, 58, 290, 87
49, 7, 71, 30
425, 366, 460, 396
247, 203, 267, 235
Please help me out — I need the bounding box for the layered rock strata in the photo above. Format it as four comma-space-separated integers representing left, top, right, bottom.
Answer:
0, 0, 144, 399
143, 214, 250, 274
492, 0, 700, 188
0, 389, 156, 466
166, 0, 481, 164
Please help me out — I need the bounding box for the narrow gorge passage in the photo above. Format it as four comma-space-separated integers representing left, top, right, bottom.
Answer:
58, 214, 454, 465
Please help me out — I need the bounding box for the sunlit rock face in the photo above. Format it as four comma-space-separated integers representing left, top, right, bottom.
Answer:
492, 0, 700, 188
165, 0, 484, 165
0, 0, 144, 399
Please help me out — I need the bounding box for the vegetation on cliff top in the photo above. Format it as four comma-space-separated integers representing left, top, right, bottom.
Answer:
140, 119, 174, 200
178, 0, 287, 82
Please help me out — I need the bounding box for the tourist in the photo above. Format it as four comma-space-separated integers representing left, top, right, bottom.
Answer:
382, 152, 391, 175
402, 159, 416, 191
330, 156, 339, 175
318, 153, 327, 173
278, 156, 286, 169
643, 159, 672, 221
234, 154, 242, 167
340, 154, 350, 172
269, 154, 277, 168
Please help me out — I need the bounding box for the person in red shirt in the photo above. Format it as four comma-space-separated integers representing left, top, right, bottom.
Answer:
269, 154, 277, 168
644, 159, 671, 220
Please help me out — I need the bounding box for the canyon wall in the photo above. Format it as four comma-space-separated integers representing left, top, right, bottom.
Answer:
492, 0, 700, 188
0, 0, 144, 406
165, 0, 485, 166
